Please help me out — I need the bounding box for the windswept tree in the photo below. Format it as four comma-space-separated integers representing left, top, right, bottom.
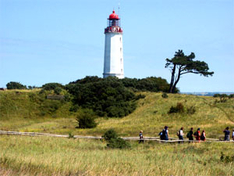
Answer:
165, 50, 214, 93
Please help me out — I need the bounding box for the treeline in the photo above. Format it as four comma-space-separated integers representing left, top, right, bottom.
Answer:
5, 76, 172, 118
69, 76, 174, 93
213, 93, 234, 103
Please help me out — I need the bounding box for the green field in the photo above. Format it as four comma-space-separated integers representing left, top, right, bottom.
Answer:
0, 135, 234, 175
0, 90, 233, 138
0, 90, 234, 175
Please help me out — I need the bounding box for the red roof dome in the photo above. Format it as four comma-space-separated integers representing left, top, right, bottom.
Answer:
109, 10, 119, 20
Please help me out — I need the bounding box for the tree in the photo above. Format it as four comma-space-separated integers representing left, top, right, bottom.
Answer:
165, 50, 214, 93
6, 81, 27, 89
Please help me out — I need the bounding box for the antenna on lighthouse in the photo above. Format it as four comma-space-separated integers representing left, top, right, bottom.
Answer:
118, 2, 121, 17
118, 2, 121, 26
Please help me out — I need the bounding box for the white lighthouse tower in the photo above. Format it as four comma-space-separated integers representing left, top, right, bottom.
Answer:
103, 10, 124, 78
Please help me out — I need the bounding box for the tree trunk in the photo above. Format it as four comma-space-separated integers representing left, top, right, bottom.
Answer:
169, 64, 176, 93
172, 67, 182, 93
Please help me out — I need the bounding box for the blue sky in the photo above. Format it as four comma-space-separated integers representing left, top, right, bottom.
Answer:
0, 0, 233, 92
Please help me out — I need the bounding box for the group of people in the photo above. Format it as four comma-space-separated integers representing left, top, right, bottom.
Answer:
176, 127, 206, 142
139, 126, 234, 143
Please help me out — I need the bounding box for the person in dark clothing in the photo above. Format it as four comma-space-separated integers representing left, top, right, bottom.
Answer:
187, 128, 194, 142
159, 129, 164, 140
164, 126, 169, 140
223, 127, 230, 141
201, 130, 206, 141
194, 128, 201, 142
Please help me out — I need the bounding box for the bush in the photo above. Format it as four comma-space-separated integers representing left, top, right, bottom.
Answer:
229, 94, 234, 99
66, 77, 137, 118
102, 129, 130, 149
42, 83, 64, 91
6, 82, 27, 90
168, 102, 184, 113
76, 109, 97, 128
39, 100, 62, 115
187, 105, 196, 114
54, 87, 62, 95
102, 129, 119, 141
66, 76, 174, 117
135, 94, 146, 100
213, 94, 228, 103
168, 103, 196, 114
162, 92, 168, 98
220, 152, 234, 163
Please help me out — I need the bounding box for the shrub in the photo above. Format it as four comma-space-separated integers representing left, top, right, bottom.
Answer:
135, 94, 146, 100
76, 109, 97, 128
187, 105, 196, 114
6, 82, 27, 90
168, 102, 184, 113
39, 100, 62, 115
54, 87, 62, 95
42, 83, 64, 91
162, 92, 168, 98
213, 94, 228, 103
220, 152, 234, 163
229, 94, 234, 99
102, 129, 130, 149
68, 132, 75, 139
102, 129, 119, 141
67, 78, 137, 118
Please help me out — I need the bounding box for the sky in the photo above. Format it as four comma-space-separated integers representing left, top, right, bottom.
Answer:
0, 0, 233, 92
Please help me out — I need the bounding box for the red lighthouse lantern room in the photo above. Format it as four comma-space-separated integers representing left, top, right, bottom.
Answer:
105, 10, 123, 33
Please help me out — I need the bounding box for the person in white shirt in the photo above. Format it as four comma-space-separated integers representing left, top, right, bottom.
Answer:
178, 127, 184, 143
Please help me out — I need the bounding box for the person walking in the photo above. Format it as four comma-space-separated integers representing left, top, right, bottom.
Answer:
187, 127, 194, 142
139, 130, 144, 143
201, 130, 206, 141
223, 127, 230, 141
194, 128, 201, 142
178, 127, 184, 143
232, 128, 234, 141
164, 126, 169, 141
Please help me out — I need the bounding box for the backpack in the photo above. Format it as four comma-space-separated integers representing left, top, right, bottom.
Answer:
159, 130, 165, 140
177, 131, 180, 136
186, 132, 191, 138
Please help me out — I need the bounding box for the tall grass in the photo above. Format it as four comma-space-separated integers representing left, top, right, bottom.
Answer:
0, 90, 234, 139
0, 135, 233, 175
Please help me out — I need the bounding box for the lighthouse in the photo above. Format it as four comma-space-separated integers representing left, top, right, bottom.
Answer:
103, 10, 124, 78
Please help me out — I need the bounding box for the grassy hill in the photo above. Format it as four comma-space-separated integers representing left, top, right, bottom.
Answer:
0, 89, 233, 139
0, 89, 234, 175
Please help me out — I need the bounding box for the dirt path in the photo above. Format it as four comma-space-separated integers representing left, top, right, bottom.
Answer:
1, 130, 233, 143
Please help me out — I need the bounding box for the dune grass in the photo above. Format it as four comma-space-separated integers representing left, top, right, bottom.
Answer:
0, 90, 234, 139
1, 90, 234, 175
0, 135, 233, 176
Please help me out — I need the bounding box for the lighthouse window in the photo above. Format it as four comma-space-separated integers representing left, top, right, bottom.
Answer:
120, 37, 121, 41
120, 48, 122, 52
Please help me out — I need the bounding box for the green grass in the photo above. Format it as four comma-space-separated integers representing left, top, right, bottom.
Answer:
0, 90, 234, 139
0, 135, 233, 175
0, 90, 234, 175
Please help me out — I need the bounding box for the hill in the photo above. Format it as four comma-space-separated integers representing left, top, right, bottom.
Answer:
0, 89, 233, 139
